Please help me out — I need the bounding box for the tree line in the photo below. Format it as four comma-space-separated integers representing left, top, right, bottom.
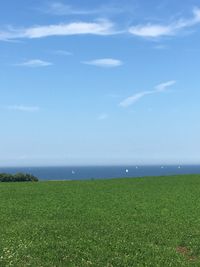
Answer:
0, 173, 39, 182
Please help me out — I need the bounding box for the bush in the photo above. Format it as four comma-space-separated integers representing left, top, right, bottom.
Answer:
0, 173, 39, 182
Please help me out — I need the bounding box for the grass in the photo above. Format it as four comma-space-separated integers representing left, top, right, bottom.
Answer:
1, 175, 200, 266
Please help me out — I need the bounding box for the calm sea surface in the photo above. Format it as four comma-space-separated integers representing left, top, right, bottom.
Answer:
0, 165, 200, 181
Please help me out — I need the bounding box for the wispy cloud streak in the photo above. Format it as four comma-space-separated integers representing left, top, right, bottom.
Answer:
119, 80, 176, 107
129, 7, 200, 38
15, 59, 53, 67
0, 7, 199, 41
6, 105, 40, 112
82, 58, 123, 68
46, 2, 127, 16
155, 80, 176, 91
0, 20, 116, 41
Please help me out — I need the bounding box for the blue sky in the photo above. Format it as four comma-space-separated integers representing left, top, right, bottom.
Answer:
1, 0, 200, 166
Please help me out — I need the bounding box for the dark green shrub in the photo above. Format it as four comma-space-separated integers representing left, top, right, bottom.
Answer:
0, 173, 38, 182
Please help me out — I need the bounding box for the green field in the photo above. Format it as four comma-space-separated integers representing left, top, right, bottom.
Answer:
1, 175, 200, 266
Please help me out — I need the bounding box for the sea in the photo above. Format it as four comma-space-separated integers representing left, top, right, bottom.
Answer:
0, 165, 200, 181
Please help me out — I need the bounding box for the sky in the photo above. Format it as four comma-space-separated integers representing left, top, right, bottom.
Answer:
1, 0, 200, 166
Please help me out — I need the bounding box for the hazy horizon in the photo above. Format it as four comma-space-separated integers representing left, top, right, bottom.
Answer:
1, 160, 200, 168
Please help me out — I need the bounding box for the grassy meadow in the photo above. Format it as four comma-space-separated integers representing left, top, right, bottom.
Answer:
1, 175, 200, 266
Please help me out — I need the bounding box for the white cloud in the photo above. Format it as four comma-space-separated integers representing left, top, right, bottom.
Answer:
119, 80, 176, 107
130, 25, 172, 38
98, 113, 108, 120
119, 91, 153, 107
155, 80, 176, 91
15, 59, 53, 67
0, 7, 199, 42
0, 20, 116, 41
129, 7, 200, 38
6, 105, 40, 112
83, 58, 123, 68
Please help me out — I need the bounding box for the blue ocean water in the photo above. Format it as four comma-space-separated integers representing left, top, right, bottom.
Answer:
0, 165, 200, 181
